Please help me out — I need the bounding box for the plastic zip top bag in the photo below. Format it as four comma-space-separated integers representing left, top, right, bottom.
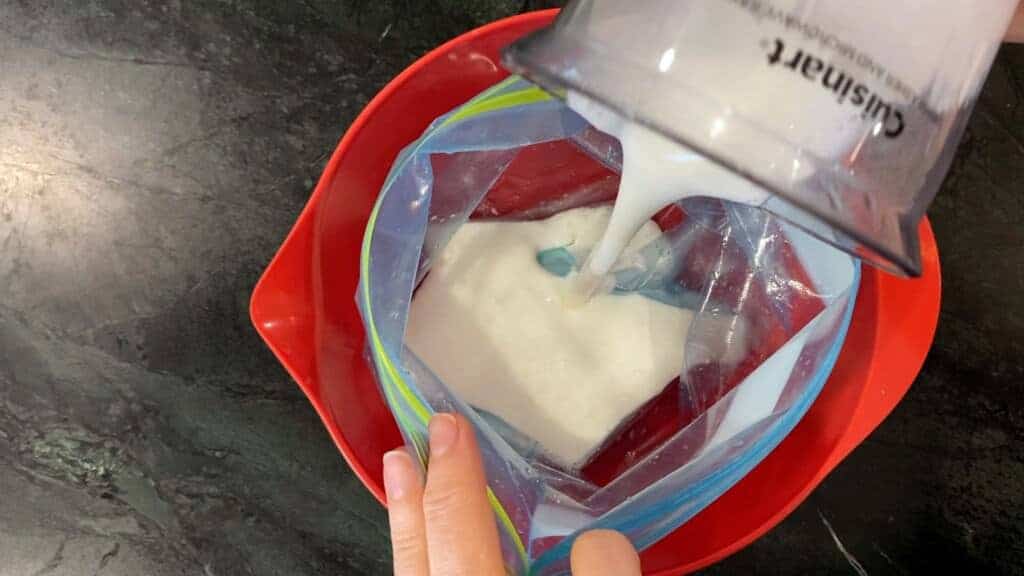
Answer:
358, 76, 860, 575
504, 0, 1018, 276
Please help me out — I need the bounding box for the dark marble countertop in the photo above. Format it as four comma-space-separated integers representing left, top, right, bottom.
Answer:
1, 1, 1021, 574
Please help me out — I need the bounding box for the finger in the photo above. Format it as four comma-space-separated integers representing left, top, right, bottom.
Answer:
422, 413, 506, 576
1009, 3, 1024, 43
383, 449, 429, 576
570, 530, 642, 576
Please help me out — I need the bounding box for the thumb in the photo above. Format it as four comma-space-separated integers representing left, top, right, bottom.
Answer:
571, 530, 642, 576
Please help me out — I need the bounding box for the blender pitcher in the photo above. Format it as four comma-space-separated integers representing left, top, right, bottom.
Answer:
504, 0, 1018, 276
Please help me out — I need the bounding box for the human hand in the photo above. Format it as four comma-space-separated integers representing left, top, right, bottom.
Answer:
1009, 2, 1024, 42
382, 413, 642, 575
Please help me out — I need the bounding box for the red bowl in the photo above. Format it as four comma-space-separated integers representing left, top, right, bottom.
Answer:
250, 10, 942, 575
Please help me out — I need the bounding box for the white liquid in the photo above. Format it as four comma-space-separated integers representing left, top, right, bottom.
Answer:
563, 0, 1016, 279
566, 91, 770, 280
406, 206, 692, 468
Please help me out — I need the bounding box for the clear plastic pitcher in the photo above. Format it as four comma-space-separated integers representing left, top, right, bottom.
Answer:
504, 0, 1018, 275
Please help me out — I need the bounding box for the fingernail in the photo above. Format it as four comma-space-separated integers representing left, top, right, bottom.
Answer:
382, 450, 415, 500
429, 413, 459, 457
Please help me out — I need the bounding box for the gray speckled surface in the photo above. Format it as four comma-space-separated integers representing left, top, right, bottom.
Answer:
0, 1, 1021, 574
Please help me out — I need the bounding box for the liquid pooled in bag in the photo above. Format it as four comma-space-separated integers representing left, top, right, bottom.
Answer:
406, 206, 692, 468
566, 91, 770, 302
